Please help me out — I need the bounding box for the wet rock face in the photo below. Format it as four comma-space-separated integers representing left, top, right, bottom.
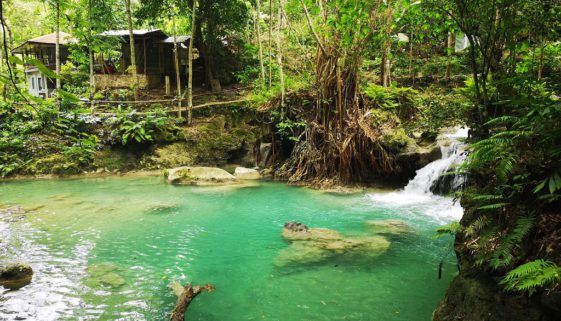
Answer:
433, 275, 549, 321
0, 262, 33, 290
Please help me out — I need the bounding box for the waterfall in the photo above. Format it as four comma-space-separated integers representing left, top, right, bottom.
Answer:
367, 127, 468, 222
404, 128, 468, 195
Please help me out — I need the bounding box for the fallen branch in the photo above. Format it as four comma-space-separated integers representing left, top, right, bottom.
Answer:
168, 282, 215, 321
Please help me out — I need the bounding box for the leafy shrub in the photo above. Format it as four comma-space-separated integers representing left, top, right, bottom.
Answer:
62, 133, 99, 166
111, 109, 181, 145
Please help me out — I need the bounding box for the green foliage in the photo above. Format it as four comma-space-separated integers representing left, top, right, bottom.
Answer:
61, 62, 89, 96
274, 112, 307, 142
113, 109, 181, 145
465, 79, 561, 202
435, 221, 460, 238
488, 216, 535, 269
501, 260, 561, 295
62, 133, 99, 165
363, 84, 418, 117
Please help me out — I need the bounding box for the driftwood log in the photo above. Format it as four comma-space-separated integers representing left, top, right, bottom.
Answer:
169, 282, 215, 321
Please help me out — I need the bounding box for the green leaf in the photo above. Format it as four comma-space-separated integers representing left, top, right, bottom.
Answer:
549, 177, 556, 194
533, 179, 547, 194
59, 90, 81, 103
8, 55, 24, 65
26, 58, 58, 79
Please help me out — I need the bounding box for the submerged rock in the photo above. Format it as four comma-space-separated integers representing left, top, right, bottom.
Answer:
0, 262, 33, 290
365, 219, 415, 235
84, 263, 125, 288
276, 242, 331, 265
276, 222, 390, 266
146, 203, 179, 214
234, 167, 261, 180
165, 166, 239, 186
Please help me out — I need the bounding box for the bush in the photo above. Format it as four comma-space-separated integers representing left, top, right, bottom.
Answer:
110, 108, 181, 145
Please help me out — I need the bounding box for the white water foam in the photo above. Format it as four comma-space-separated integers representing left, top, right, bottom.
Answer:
367, 128, 468, 222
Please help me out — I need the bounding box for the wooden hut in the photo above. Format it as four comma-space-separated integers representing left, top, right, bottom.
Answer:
95, 29, 195, 91
11, 32, 75, 98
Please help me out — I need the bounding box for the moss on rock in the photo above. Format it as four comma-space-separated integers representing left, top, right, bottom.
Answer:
26, 154, 81, 175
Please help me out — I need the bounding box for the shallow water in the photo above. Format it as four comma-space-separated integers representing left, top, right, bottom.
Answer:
0, 177, 458, 321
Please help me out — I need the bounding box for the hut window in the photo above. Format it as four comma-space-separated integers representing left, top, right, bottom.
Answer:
31, 77, 35, 90
38, 77, 43, 90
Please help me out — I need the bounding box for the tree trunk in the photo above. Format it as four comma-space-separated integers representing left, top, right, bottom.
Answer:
276, 0, 285, 115
255, 0, 265, 87
88, 0, 95, 110
380, 41, 391, 87
445, 31, 456, 81
268, 0, 273, 89
408, 30, 414, 84
537, 44, 544, 81
125, 0, 138, 101
172, 14, 182, 118
55, 1, 61, 92
187, 0, 197, 125
169, 284, 202, 321
380, 3, 393, 87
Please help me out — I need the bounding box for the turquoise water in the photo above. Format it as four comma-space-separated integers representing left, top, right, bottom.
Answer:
0, 176, 457, 321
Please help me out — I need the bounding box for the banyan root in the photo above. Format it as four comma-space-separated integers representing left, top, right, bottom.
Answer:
169, 282, 215, 321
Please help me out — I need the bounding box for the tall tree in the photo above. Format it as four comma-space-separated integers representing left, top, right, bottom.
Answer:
276, 0, 284, 111
254, 0, 265, 87
125, 0, 138, 101
172, 12, 182, 117
187, 0, 197, 125
268, 0, 273, 88
55, 0, 61, 93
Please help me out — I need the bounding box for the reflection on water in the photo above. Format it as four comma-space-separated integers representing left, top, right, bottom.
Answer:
1, 177, 458, 321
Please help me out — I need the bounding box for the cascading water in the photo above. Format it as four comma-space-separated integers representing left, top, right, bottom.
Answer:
404, 127, 468, 195
368, 127, 468, 222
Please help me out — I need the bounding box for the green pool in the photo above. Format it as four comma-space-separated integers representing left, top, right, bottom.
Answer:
0, 176, 458, 321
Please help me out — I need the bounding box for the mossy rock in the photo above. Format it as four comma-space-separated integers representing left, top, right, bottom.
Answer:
277, 223, 391, 266
149, 142, 196, 168
165, 166, 239, 185
93, 149, 139, 172
26, 154, 81, 175
0, 262, 33, 290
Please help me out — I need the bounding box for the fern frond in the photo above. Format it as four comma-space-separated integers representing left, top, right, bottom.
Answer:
501, 260, 561, 295
477, 202, 510, 210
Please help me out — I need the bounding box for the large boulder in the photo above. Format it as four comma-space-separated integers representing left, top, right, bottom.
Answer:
0, 262, 33, 290
234, 167, 261, 180
165, 166, 238, 185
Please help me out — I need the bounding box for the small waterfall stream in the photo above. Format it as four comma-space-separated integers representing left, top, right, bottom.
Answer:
404, 128, 468, 195
368, 128, 468, 222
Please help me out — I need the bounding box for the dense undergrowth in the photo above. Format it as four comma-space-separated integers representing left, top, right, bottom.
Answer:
0, 102, 260, 177
457, 79, 561, 293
